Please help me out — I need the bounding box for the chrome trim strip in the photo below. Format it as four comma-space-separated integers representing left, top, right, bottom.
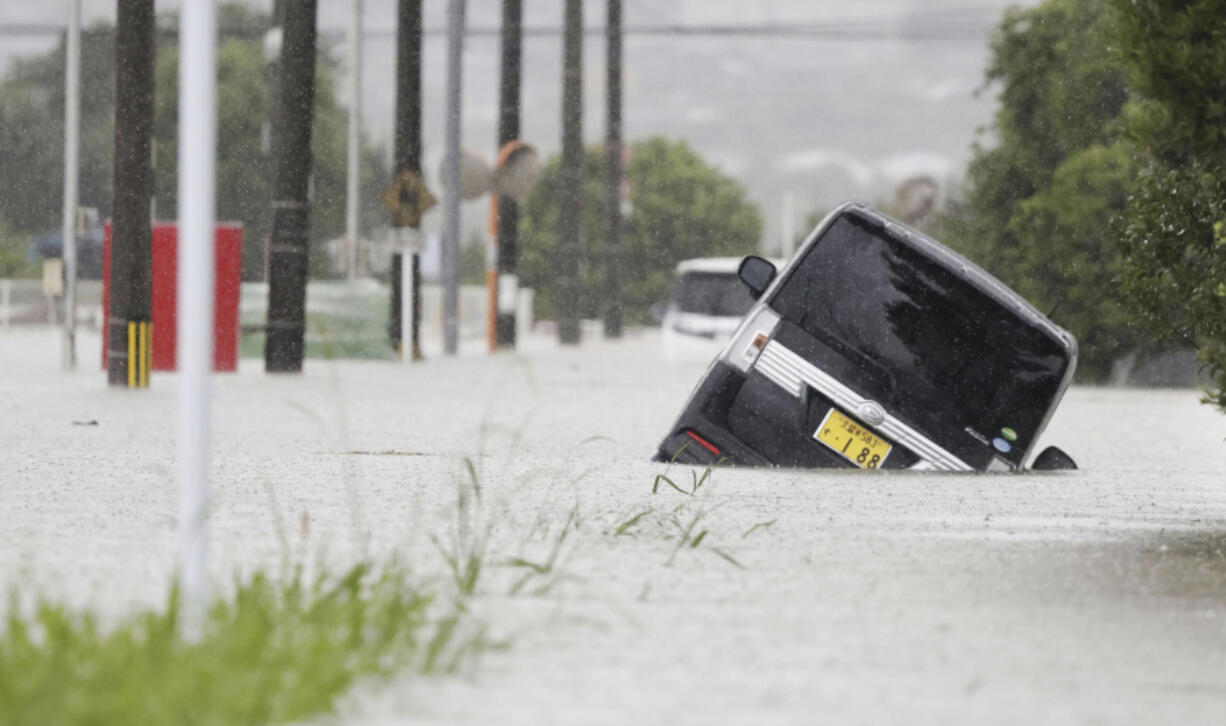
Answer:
755, 341, 973, 472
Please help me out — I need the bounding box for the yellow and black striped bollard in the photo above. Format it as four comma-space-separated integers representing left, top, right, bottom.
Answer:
125, 318, 151, 388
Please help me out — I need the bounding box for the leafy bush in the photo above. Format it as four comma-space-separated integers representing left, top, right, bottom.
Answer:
1110, 0, 1226, 409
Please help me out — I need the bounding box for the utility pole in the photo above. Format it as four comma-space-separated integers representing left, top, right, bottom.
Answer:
389, 0, 427, 361
493, 0, 523, 349
264, 0, 318, 373
108, 0, 155, 388
345, 0, 362, 281
557, 0, 583, 345
441, 0, 465, 355
62, 0, 80, 370
264, 1, 285, 241
603, 0, 622, 339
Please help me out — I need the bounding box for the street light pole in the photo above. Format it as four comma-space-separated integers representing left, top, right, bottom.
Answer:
61, 0, 80, 370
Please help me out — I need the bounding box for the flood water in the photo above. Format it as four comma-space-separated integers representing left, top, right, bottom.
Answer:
4, 327, 1226, 724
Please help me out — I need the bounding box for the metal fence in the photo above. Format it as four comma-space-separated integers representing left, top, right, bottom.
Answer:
1, 278, 534, 355
0, 279, 104, 328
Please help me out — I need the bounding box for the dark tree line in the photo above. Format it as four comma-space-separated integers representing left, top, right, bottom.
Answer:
519, 137, 763, 326
0, 4, 390, 281
935, 0, 1226, 411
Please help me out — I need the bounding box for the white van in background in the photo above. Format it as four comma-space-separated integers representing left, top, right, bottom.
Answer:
661, 257, 781, 363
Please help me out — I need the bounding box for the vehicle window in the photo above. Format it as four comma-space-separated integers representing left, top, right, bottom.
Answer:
672, 272, 756, 317
769, 215, 1068, 458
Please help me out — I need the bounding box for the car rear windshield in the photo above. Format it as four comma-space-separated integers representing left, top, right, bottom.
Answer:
673, 271, 756, 317
768, 214, 1069, 463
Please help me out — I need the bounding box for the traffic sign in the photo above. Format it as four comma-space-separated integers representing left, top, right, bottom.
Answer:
382, 170, 437, 228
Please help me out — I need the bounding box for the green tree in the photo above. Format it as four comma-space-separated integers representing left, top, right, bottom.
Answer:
1110, 0, 1226, 410
0, 4, 390, 281
0, 215, 35, 277
459, 230, 487, 286
1007, 145, 1138, 372
0, 25, 115, 235
942, 0, 1136, 379
152, 5, 391, 280
519, 137, 763, 324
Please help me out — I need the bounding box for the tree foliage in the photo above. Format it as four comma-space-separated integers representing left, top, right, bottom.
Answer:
0, 24, 115, 236
942, 0, 1136, 379
519, 137, 763, 324
0, 215, 34, 277
1110, 0, 1226, 410
0, 4, 390, 281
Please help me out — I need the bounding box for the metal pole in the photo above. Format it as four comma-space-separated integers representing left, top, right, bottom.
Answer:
264, 0, 285, 281
781, 191, 795, 258
177, 0, 216, 643
390, 0, 424, 361
441, 0, 465, 355
602, 0, 622, 339
345, 0, 362, 281
494, 0, 522, 349
62, 0, 80, 370
557, 0, 583, 345
264, 0, 319, 373
108, 0, 155, 388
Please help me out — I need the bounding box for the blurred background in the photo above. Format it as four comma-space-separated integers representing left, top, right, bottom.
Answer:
0, 0, 1038, 268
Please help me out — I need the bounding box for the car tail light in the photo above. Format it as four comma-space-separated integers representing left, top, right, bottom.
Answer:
684, 429, 721, 456
721, 306, 782, 372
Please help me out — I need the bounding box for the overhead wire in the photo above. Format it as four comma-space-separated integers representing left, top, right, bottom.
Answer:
0, 7, 1005, 43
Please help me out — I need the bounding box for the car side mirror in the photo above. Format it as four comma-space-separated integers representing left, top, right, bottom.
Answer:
738, 255, 777, 300
1031, 446, 1077, 471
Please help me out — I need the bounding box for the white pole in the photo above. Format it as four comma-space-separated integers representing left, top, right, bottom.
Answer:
345, 0, 362, 280
441, 0, 465, 355
1, 280, 10, 329
61, 0, 80, 370
781, 191, 795, 260
177, 0, 216, 642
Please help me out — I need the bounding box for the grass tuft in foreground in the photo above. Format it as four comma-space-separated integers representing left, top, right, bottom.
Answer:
0, 562, 470, 726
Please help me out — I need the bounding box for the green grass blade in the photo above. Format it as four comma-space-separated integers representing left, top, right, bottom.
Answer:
742, 519, 778, 539
614, 508, 654, 535
710, 547, 745, 569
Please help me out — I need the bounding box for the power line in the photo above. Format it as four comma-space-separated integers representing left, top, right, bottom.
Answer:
0, 18, 998, 43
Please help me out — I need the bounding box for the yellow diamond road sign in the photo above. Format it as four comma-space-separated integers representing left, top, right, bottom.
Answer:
382, 170, 437, 228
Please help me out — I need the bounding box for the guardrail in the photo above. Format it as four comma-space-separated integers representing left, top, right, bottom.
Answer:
0, 279, 104, 328
239, 279, 534, 343
1, 278, 535, 352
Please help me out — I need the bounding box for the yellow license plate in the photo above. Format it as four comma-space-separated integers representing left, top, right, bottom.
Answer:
814, 408, 892, 469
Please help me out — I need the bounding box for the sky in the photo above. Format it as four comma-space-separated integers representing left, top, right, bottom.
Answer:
0, 0, 1040, 252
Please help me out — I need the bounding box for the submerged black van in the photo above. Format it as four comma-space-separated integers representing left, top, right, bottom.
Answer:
654, 202, 1077, 472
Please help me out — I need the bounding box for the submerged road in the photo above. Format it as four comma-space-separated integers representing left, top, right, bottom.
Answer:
3, 327, 1226, 724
